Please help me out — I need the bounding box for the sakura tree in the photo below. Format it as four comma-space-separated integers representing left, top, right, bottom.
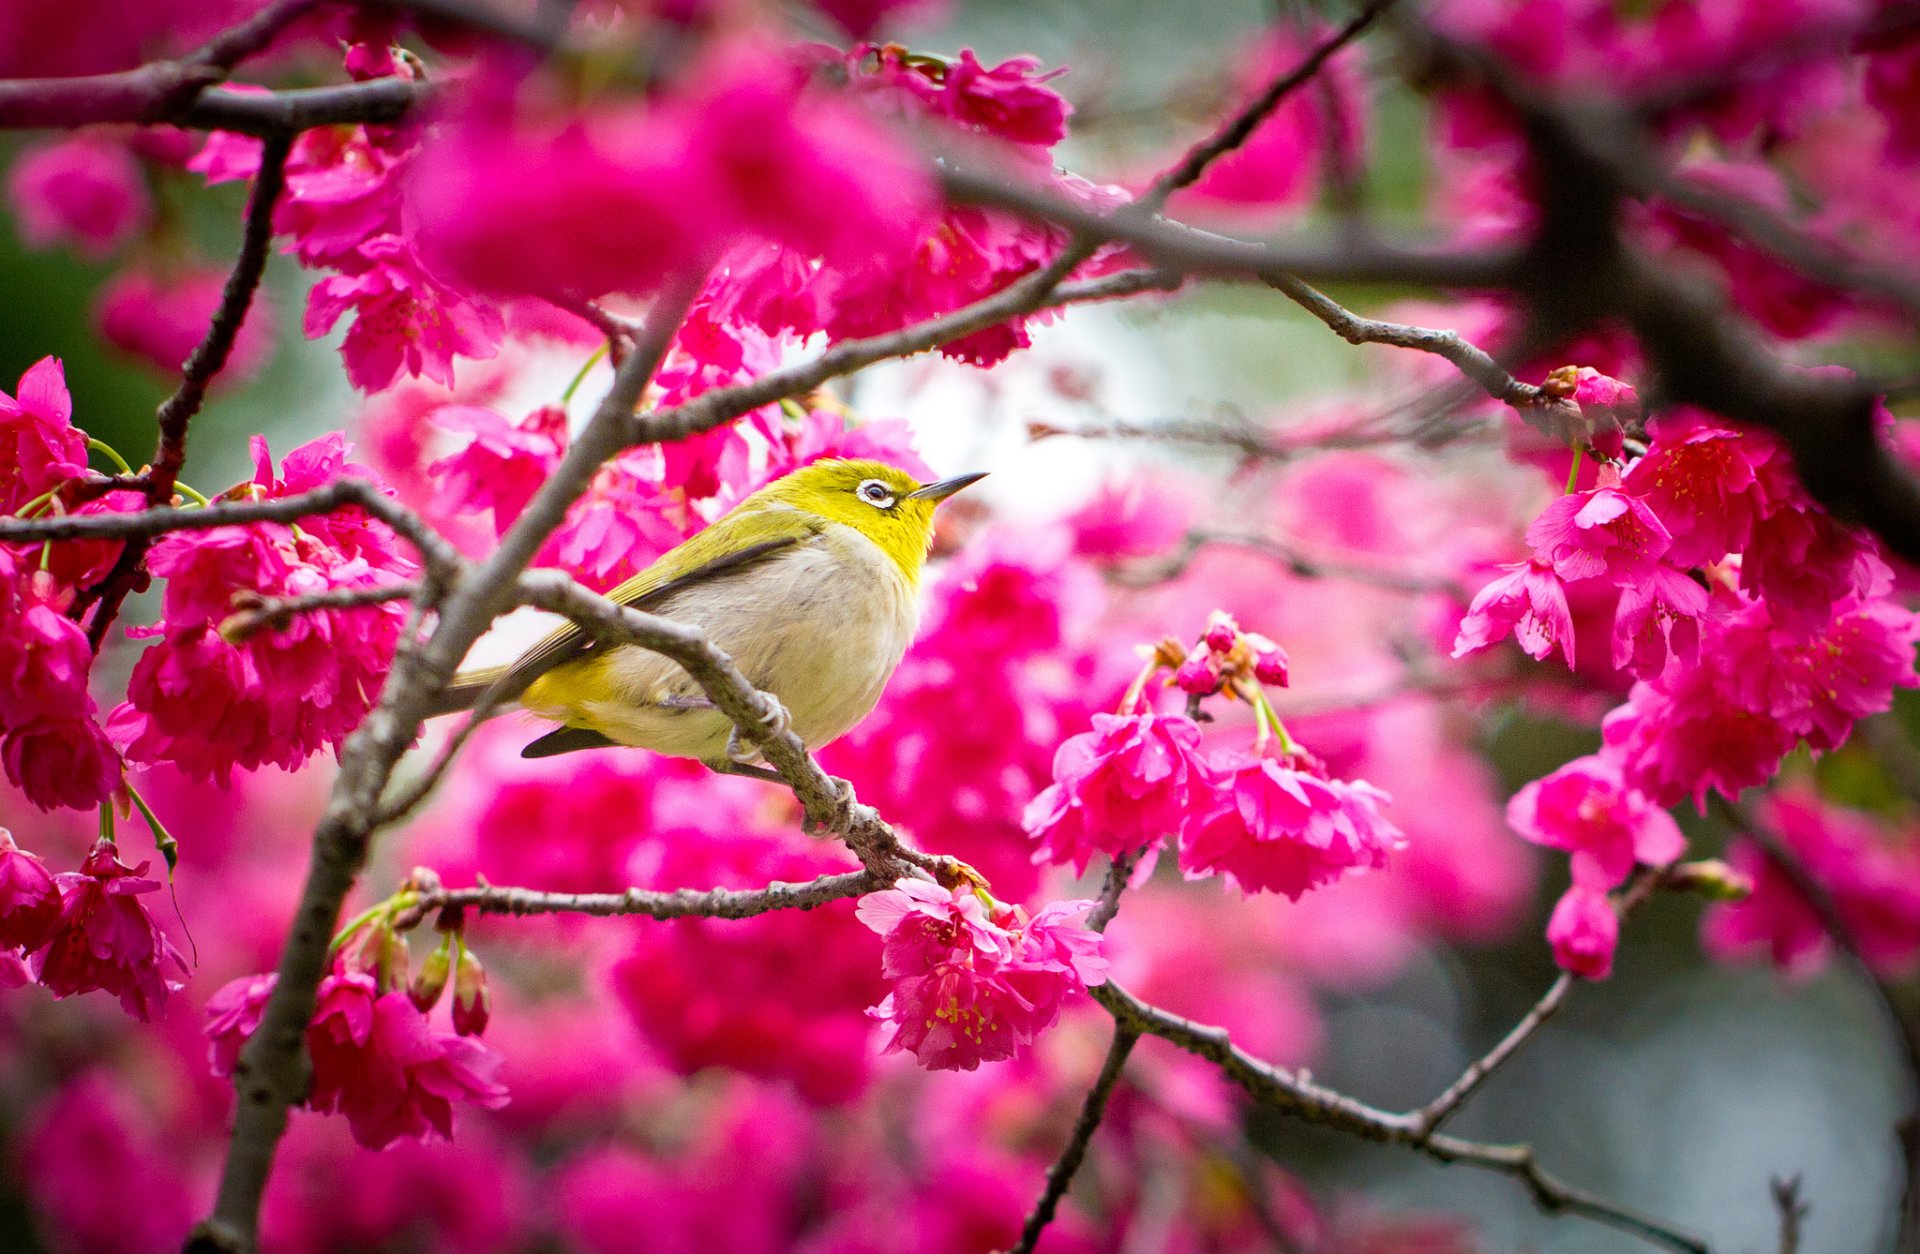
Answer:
0, 0, 1917, 1251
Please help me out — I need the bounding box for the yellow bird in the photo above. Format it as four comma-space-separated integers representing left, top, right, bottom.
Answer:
430, 458, 984, 765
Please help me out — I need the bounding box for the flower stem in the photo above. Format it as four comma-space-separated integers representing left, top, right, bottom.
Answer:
561, 344, 608, 406
126, 781, 179, 874
87, 437, 136, 476
175, 481, 212, 507
1564, 445, 1585, 496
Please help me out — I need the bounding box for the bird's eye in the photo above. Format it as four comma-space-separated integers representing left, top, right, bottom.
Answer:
857, 479, 896, 509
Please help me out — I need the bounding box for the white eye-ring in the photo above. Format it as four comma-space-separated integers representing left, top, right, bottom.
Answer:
857, 479, 896, 509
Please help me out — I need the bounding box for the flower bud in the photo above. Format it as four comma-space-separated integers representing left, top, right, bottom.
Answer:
1249, 636, 1289, 687
1203, 611, 1240, 654
377, 924, 410, 995
0, 828, 60, 954
452, 945, 490, 1037
410, 935, 452, 1012
1666, 859, 1753, 902
1174, 646, 1223, 695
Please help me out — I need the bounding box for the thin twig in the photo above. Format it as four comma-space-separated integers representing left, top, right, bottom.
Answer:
392, 869, 877, 929
1091, 979, 1711, 1253
76, 130, 293, 650
1772, 1176, 1808, 1254
1142, 0, 1401, 209
1010, 1025, 1141, 1254
1113, 529, 1470, 598
221, 583, 421, 640
0, 479, 464, 575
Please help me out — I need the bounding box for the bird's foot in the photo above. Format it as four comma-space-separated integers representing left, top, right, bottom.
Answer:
803, 775, 861, 838
725, 696, 792, 765
709, 760, 783, 784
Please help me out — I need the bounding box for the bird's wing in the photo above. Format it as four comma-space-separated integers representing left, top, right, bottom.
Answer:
495, 507, 824, 699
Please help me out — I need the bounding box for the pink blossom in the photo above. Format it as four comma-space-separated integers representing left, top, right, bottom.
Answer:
1022, 712, 1217, 872
1704, 790, 1920, 979
1569, 366, 1637, 411
1506, 755, 1683, 890
1452, 560, 1576, 666
0, 355, 88, 513
1621, 409, 1772, 569
20, 1074, 197, 1254
1866, 41, 1920, 163
1611, 564, 1709, 678
1546, 884, 1618, 978
857, 879, 1107, 1070
6, 134, 150, 257
1525, 484, 1672, 584
1739, 497, 1880, 637
612, 827, 884, 1103
0, 562, 95, 732
853, 45, 1073, 148
0, 828, 60, 952
1179, 751, 1405, 899
111, 435, 416, 784
33, 839, 185, 1021
210, 965, 510, 1149
3, 716, 121, 812
304, 236, 504, 393
428, 404, 567, 532
94, 266, 275, 382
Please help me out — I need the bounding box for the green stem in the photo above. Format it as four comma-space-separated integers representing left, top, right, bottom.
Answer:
87, 437, 136, 476
561, 344, 608, 406
99, 800, 115, 843
1252, 687, 1300, 757
10, 486, 61, 519
174, 481, 212, 507
1564, 445, 1585, 496
126, 782, 179, 874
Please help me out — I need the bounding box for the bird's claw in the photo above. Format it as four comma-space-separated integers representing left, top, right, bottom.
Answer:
727, 697, 792, 765
803, 776, 859, 837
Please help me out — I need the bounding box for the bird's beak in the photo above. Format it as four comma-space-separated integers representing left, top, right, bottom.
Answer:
907, 472, 988, 503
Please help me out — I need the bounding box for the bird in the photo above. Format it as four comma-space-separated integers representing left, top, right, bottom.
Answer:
428, 457, 985, 767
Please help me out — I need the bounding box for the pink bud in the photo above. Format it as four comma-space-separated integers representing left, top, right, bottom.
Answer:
1250, 637, 1290, 687
1203, 611, 1239, 654
409, 938, 451, 1013
1174, 647, 1223, 694
452, 946, 490, 1037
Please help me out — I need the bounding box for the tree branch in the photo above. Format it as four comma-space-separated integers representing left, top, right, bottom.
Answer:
220, 582, 421, 641
1010, 1025, 1140, 1254
75, 129, 293, 649
1141, 0, 1401, 208
394, 869, 877, 928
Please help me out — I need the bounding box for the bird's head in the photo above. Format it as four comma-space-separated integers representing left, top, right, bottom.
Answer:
763, 458, 986, 581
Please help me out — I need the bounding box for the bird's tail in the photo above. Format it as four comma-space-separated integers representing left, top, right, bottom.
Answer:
425, 665, 515, 717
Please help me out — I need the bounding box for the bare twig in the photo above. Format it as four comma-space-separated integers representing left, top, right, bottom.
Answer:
1142, 0, 1401, 208
1772, 1176, 1809, 1254
221, 583, 421, 641
1091, 979, 1711, 1253
1112, 529, 1470, 598
75, 128, 294, 650
393, 869, 877, 928
1010, 1025, 1141, 1254
0, 479, 465, 576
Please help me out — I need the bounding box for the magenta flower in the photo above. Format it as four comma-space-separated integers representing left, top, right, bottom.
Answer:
6, 135, 150, 257
1022, 712, 1217, 872
94, 266, 274, 382
1179, 751, 1405, 900
0, 828, 60, 953
1611, 564, 1710, 678
429, 404, 567, 533
1525, 485, 1672, 584
1621, 410, 1772, 569
1569, 366, 1637, 411
1506, 755, 1684, 891
304, 236, 503, 393
0, 356, 87, 513
857, 879, 1107, 1071
111, 435, 417, 784
1546, 885, 1619, 980
209, 965, 510, 1149
1452, 560, 1576, 667
2, 716, 120, 813
33, 840, 185, 1022
0, 563, 94, 731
